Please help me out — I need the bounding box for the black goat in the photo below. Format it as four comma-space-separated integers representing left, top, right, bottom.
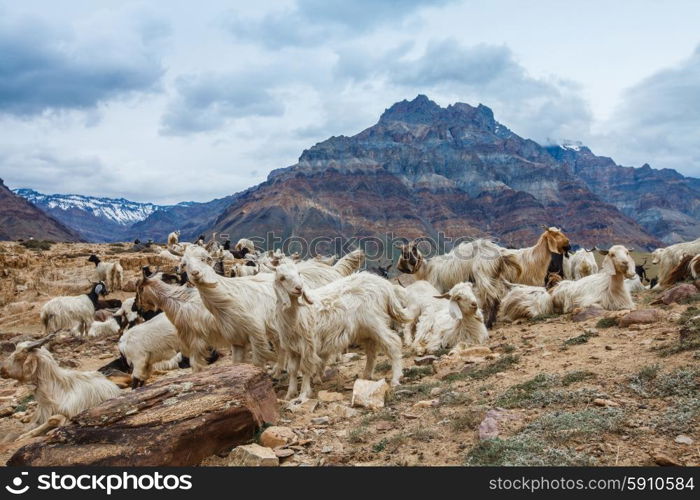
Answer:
544, 246, 570, 286
368, 263, 393, 279
635, 258, 649, 283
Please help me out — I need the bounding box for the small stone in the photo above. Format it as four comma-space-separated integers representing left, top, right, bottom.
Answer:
343, 353, 361, 362
286, 398, 319, 414
321, 446, 333, 454
593, 398, 620, 407
449, 344, 492, 359
571, 306, 605, 322
351, 379, 389, 409
479, 416, 499, 440
321, 368, 338, 382
326, 403, 359, 419
414, 355, 438, 366
274, 448, 295, 459
413, 399, 439, 409
260, 426, 297, 448
652, 451, 683, 467
605, 345, 613, 351
429, 387, 442, 397
675, 435, 694, 445
311, 416, 330, 425
402, 413, 420, 419
228, 444, 279, 466
317, 390, 344, 402
0, 406, 13, 418
375, 421, 393, 431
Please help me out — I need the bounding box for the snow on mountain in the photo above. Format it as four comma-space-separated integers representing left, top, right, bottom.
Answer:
13, 189, 168, 226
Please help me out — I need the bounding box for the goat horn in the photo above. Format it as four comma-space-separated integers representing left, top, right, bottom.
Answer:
26, 332, 57, 350
396, 277, 405, 288
434, 293, 452, 300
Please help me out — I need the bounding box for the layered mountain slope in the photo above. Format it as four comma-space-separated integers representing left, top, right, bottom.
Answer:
546, 145, 700, 243
207, 95, 661, 250
0, 179, 80, 242
127, 195, 238, 243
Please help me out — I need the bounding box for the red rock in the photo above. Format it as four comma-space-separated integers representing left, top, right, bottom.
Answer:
652, 284, 698, 305
618, 309, 665, 327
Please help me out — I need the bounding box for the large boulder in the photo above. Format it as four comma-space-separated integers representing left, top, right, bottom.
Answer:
7, 365, 278, 466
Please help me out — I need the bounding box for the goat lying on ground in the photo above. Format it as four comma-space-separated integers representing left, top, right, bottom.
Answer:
0, 334, 121, 440
396, 239, 521, 329
551, 245, 637, 312
412, 282, 488, 355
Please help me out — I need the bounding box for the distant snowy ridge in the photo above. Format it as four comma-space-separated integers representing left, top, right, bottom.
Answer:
13, 189, 170, 226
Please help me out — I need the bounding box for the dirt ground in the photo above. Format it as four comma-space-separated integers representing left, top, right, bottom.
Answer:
0, 241, 698, 466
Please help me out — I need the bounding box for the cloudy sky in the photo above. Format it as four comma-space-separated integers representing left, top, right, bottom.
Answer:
1, 0, 699, 204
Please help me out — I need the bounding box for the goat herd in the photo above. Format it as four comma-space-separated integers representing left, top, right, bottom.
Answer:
2, 227, 699, 443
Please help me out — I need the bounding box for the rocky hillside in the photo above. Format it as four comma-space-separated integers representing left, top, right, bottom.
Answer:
546, 145, 700, 244
0, 179, 80, 242
206, 96, 662, 250
126, 194, 238, 243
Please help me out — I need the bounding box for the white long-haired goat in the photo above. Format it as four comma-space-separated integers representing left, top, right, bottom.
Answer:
273, 263, 410, 398
565, 248, 599, 279
88, 254, 123, 291
551, 245, 637, 312
412, 282, 488, 355
118, 313, 180, 388
40, 281, 108, 336
397, 239, 521, 328
0, 334, 121, 440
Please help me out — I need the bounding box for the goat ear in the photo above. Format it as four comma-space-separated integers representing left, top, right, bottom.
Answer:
386, 263, 393, 270
22, 356, 38, 378
545, 234, 559, 254
274, 282, 292, 309
301, 290, 314, 305
434, 293, 451, 300
602, 256, 616, 276
448, 301, 463, 320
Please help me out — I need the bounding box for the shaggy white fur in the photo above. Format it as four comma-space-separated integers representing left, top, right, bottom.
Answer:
412, 282, 488, 355
0, 335, 120, 440
551, 245, 637, 312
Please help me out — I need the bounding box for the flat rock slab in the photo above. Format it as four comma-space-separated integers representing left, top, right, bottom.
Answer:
618, 309, 665, 327
571, 306, 605, 322
652, 284, 698, 305
7, 364, 278, 466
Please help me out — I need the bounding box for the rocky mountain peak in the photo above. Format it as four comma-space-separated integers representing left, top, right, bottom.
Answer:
379, 94, 442, 124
